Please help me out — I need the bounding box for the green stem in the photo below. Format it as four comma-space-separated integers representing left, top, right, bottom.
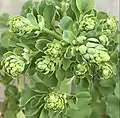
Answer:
17, 75, 25, 92
43, 28, 62, 41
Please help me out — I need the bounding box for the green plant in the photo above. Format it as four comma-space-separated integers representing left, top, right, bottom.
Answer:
0, 0, 120, 118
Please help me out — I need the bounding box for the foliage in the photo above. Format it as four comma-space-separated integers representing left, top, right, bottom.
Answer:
0, 0, 120, 118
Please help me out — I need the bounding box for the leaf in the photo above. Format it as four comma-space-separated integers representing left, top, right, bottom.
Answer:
20, 85, 37, 106
34, 82, 49, 93
76, 91, 92, 108
39, 109, 50, 118
43, 5, 56, 27
4, 110, 16, 118
55, 67, 65, 81
64, 47, 73, 59
60, 16, 73, 31
43, 74, 58, 88
62, 58, 72, 71
38, 1, 46, 15
35, 39, 50, 51
66, 106, 91, 118
106, 95, 120, 118
76, 0, 94, 13
37, 15, 45, 30
0, 13, 9, 27
25, 102, 43, 117
114, 82, 120, 99
17, 111, 26, 118
97, 11, 108, 20
27, 13, 38, 26
20, 0, 32, 17
4, 85, 18, 98
71, 0, 80, 20
0, 30, 11, 48
100, 79, 115, 88
0, 46, 7, 57
62, 30, 76, 44
30, 96, 43, 108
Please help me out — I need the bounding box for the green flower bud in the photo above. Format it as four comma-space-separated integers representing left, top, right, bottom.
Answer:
45, 40, 62, 58
9, 16, 34, 36
79, 14, 96, 31
76, 36, 87, 44
99, 35, 109, 46
79, 45, 87, 54
99, 51, 110, 61
1, 52, 25, 77
44, 92, 67, 112
36, 57, 55, 74
101, 16, 118, 37
100, 63, 113, 80
79, 40, 110, 63
75, 63, 88, 77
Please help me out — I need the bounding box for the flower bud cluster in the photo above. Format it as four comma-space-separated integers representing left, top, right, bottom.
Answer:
9, 16, 33, 36
78, 41, 110, 63
100, 63, 113, 80
45, 40, 63, 58
36, 56, 56, 74
79, 14, 97, 31
44, 92, 67, 112
100, 16, 118, 37
75, 62, 88, 77
1, 52, 25, 77
36, 40, 63, 74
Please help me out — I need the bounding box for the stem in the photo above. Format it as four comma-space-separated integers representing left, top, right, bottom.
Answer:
71, 76, 76, 94
17, 75, 25, 92
43, 28, 62, 41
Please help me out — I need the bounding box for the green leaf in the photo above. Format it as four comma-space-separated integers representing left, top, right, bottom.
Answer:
43, 5, 56, 27
62, 30, 76, 44
17, 111, 26, 118
64, 47, 73, 59
114, 82, 120, 99
100, 79, 115, 88
4, 110, 16, 118
30, 96, 43, 108
43, 74, 58, 88
35, 39, 50, 51
97, 11, 108, 20
0, 46, 7, 57
20, 0, 32, 17
76, 0, 94, 13
76, 91, 92, 108
66, 106, 91, 118
60, 16, 73, 31
5, 85, 18, 98
20, 85, 37, 106
37, 15, 45, 30
106, 95, 120, 118
55, 67, 65, 81
27, 13, 38, 26
25, 102, 43, 117
62, 58, 72, 71
39, 109, 50, 118
34, 82, 49, 93
71, 0, 80, 20
38, 1, 46, 15
0, 13, 9, 27
0, 30, 11, 48
98, 86, 114, 97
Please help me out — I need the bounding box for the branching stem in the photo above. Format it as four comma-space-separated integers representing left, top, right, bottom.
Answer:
43, 28, 62, 41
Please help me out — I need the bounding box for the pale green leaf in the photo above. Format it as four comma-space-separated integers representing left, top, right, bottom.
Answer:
76, 0, 94, 13
17, 111, 26, 118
